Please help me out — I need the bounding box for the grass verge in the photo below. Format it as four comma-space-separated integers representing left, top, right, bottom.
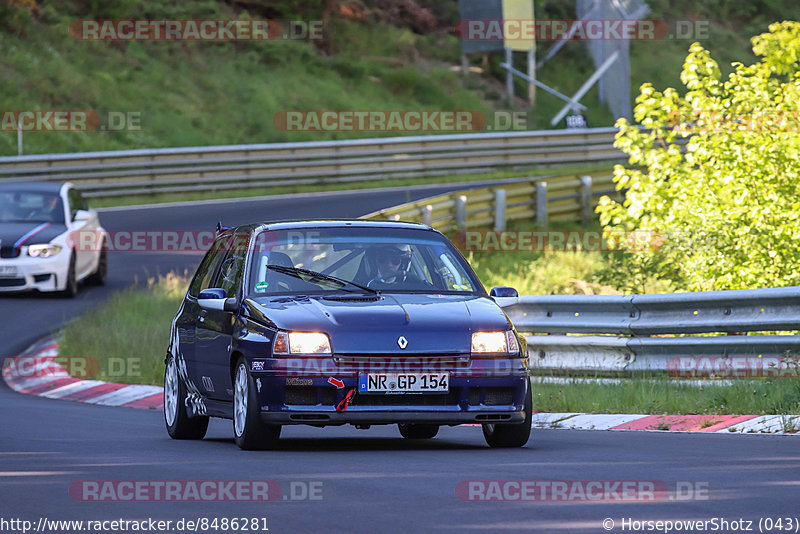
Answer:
58, 273, 187, 386
531, 377, 800, 416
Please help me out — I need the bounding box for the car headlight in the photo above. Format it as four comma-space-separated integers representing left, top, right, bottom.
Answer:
27, 244, 62, 258
471, 330, 520, 354
273, 331, 332, 355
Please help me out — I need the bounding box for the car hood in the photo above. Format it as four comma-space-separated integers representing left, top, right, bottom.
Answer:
244, 293, 512, 354
0, 222, 67, 248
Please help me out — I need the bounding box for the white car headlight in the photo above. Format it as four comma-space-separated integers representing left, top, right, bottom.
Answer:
273, 331, 332, 355
27, 244, 62, 258
471, 330, 520, 354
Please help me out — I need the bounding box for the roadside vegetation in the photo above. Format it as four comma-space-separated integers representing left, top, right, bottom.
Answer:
1, 0, 793, 157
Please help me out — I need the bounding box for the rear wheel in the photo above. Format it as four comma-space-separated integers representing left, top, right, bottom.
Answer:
398, 423, 439, 439
233, 358, 281, 450
482, 384, 532, 448
164, 355, 209, 440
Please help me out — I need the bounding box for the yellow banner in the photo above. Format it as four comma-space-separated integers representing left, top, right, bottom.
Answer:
502, 0, 535, 50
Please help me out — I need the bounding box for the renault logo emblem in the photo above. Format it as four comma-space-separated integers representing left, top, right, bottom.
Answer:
397, 336, 408, 349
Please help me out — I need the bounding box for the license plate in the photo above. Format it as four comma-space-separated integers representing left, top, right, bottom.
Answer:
359, 372, 449, 393
0, 266, 17, 278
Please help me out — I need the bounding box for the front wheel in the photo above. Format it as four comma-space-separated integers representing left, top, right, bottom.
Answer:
164, 355, 209, 440
482, 384, 532, 448
85, 248, 107, 286
59, 254, 78, 298
398, 424, 439, 439
233, 358, 281, 450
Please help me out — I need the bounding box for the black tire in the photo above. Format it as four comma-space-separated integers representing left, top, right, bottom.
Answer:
85, 248, 107, 286
398, 423, 439, 439
60, 254, 78, 298
164, 355, 209, 440
233, 357, 281, 450
482, 383, 532, 448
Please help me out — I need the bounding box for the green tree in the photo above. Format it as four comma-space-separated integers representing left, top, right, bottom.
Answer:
597, 21, 800, 292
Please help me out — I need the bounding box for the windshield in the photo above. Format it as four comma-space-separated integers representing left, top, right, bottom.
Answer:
0, 191, 65, 224
247, 227, 483, 296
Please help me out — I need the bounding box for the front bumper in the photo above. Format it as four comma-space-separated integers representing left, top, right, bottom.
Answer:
252, 365, 530, 426
0, 253, 69, 292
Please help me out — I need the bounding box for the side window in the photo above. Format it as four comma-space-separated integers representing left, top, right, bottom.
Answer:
67, 189, 80, 220
213, 231, 249, 298
188, 243, 228, 298
74, 189, 88, 211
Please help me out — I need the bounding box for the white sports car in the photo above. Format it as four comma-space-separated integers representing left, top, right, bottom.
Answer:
0, 182, 107, 297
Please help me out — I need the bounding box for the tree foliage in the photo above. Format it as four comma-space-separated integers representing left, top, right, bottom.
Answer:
597, 21, 800, 292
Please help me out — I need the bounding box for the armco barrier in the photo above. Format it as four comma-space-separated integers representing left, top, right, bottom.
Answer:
495, 287, 800, 372
0, 128, 625, 198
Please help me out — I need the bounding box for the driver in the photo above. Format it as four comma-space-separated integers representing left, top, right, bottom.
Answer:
371, 245, 411, 285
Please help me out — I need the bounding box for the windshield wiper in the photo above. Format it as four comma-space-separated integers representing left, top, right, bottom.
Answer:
263, 265, 380, 295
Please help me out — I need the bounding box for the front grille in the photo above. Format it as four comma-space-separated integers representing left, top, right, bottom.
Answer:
484, 387, 515, 406
283, 387, 340, 406
284, 386, 317, 405
352, 389, 461, 407
468, 388, 481, 406
0, 278, 25, 287
0, 247, 20, 259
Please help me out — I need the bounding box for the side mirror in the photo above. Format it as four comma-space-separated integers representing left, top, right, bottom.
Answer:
490, 286, 518, 298
198, 288, 239, 312
73, 209, 91, 222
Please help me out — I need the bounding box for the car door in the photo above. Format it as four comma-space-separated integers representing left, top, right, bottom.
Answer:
181, 242, 228, 393
195, 230, 248, 402
67, 188, 97, 278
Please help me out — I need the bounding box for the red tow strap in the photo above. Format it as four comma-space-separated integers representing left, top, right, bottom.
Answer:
336, 389, 356, 412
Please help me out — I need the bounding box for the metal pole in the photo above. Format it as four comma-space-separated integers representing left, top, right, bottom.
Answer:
461, 54, 469, 76
527, 48, 536, 104
505, 48, 514, 105
494, 189, 507, 231
536, 182, 547, 229
500, 62, 587, 111
550, 50, 620, 126
580, 176, 593, 227
17, 119, 23, 156
455, 195, 467, 231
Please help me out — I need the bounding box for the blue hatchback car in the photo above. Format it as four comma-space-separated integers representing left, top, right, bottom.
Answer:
164, 220, 531, 450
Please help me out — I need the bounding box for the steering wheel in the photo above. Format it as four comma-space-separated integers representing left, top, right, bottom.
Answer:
367, 269, 407, 288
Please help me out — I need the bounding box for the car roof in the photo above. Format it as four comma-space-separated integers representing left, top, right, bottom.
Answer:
0, 181, 66, 194
233, 219, 434, 233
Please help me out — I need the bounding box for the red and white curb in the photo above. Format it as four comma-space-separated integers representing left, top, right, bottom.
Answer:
3, 339, 798, 434
2, 337, 162, 410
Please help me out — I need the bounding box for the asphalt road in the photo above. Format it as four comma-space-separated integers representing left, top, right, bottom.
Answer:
1, 184, 799, 533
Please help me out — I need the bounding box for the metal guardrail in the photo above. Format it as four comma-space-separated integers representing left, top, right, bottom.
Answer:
362, 171, 618, 232
496, 287, 800, 372
0, 128, 625, 198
